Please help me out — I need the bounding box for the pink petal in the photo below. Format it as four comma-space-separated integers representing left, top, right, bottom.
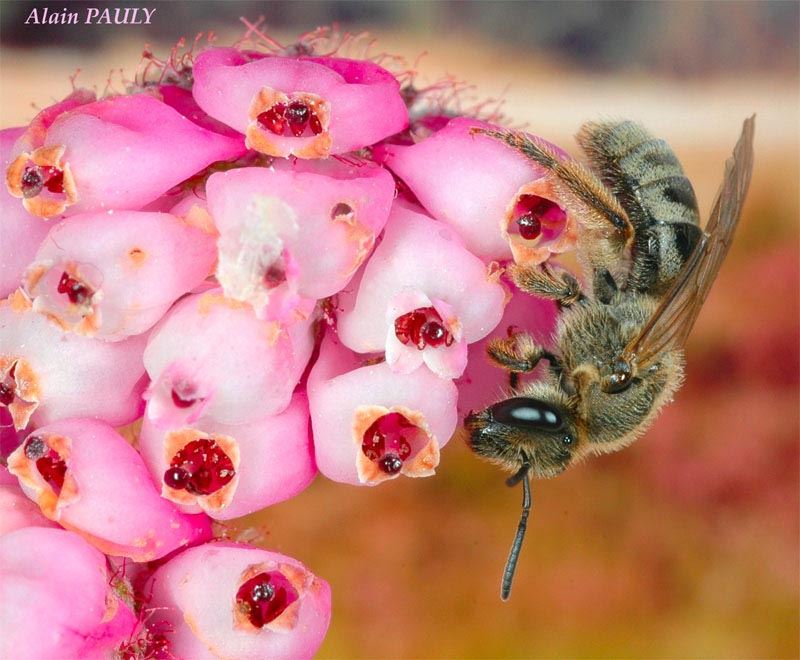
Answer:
337, 200, 507, 352
308, 336, 458, 486
143, 289, 315, 426
376, 116, 572, 261
456, 282, 559, 416
23, 210, 217, 340
147, 541, 331, 659
6, 93, 246, 219
7, 418, 212, 561
207, 158, 394, 318
11, 88, 97, 153
139, 392, 316, 520
0, 527, 137, 659
193, 48, 408, 157
0, 465, 57, 536
0, 128, 50, 297
422, 336, 469, 380
0, 291, 147, 430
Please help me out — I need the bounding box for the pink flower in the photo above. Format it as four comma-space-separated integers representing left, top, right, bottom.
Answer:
0, 527, 137, 659
139, 392, 316, 520
192, 47, 408, 158
455, 281, 559, 417
157, 84, 244, 138
5, 93, 246, 219
147, 541, 331, 659
337, 201, 507, 379
143, 289, 315, 427
308, 335, 458, 485
0, 128, 50, 298
207, 158, 394, 320
0, 465, 57, 536
6, 418, 212, 561
0, 291, 147, 430
376, 117, 577, 263
22, 210, 217, 340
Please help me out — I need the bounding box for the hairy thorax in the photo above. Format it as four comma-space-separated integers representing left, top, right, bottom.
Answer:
556, 293, 684, 449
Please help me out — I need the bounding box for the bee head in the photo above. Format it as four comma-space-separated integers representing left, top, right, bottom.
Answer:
464, 394, 578, 479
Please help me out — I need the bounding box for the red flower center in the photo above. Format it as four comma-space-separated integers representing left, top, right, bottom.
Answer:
514, 195, 566, 241
236, 571, 299, 628
263, 256, 287, 289
57, 271, 93, 305
257, 100, 324, 138
21, 165, 65, 198
362, 412, 422, 475
394, 307, 454, 350
0, 363, 16, 407
163, 438, 235, 496
25, 436, 66, 494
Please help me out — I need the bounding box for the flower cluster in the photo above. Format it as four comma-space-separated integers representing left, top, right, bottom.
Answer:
1, 28, 571, 659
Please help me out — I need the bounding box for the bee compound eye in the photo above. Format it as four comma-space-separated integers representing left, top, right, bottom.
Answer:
489, 397, 564, 431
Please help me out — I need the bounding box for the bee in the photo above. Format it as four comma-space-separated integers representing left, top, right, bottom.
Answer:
464, 117, 755, 600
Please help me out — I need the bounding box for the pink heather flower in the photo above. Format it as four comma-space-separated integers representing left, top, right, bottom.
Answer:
456, 282, 559, 417
308, 335, 458, 485
147, 541, 331, 660
337, 201, 507, 379
5, 93, 246, 219
157, 83, 245, 138
0, 408, 25, 461
22, 210, 217, 340
11, 88, 97, 154
192, 47, 408, 158
0, 291, 147, 430
139, 392, 316, 520
207, 158, 394, 320
0, 465, 58, 536
143, 288, 315, 427
6, 418, 212, 561
0, 527, 138, 659
375, 116, 578, 263
0, 128, 51, 298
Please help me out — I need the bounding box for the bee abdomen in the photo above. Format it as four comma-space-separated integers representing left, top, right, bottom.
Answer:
577, 121, 700, 229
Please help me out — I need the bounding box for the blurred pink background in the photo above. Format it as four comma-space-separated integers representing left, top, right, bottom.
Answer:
1, 2, 797, 657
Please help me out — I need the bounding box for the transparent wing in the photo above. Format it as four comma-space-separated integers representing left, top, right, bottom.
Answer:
622, 116, 755, 367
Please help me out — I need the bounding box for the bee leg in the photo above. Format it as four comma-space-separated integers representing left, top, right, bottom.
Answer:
593, 268, 618, 304
487, 332, 561, 375
509, 262, 584, 307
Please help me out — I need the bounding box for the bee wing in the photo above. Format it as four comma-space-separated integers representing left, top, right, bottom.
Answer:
622, 116, 755, 368
473, 128, 634, 270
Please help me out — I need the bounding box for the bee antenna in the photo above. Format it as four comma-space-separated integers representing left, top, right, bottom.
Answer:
501, 459, 532, 601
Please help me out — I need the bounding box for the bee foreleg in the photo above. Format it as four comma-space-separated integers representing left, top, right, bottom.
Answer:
487, 333, 560, 375
510, 263, 584, 307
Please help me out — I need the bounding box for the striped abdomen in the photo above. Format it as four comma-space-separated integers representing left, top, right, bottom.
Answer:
577, 120, 703, 295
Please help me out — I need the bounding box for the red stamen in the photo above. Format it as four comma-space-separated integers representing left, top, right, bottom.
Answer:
394, 307, 454, 350
20, 166, 44, 198
0, 383, 13, 406
515, 195, 566, 240
167, 438, 235, 496
257, 103, 287, 135
25, 437, 67, 494
309, 111, 323, 135
516, 213, 541, 240
361, 412, 417, 474
57, 271, 92, 305
285, 101, 310, 137
236, 571, 299, 628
